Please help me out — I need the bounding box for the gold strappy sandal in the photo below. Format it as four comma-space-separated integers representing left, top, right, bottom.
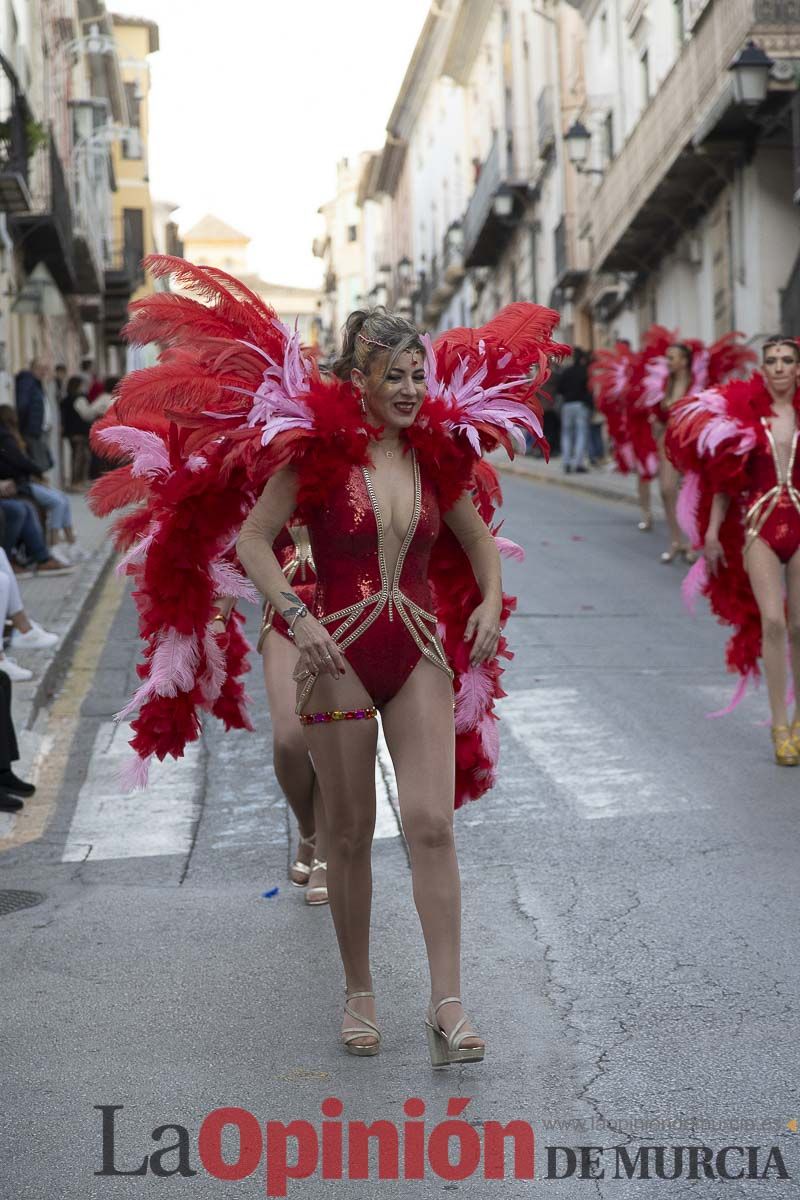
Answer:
342, 990, 380, 1057
289, 833, 316, 886
424, 997, 485, 1067
305, 859, 328, 906
772, 726, 799, 767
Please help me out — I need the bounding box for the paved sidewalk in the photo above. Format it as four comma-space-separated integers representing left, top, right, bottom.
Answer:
7, 491, 113, 734
488, 448, 666, 515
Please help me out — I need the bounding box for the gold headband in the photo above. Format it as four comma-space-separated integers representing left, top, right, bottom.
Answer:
357, 331, 393, 350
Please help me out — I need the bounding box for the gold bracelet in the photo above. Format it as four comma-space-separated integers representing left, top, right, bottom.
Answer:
210, 610, 229, 627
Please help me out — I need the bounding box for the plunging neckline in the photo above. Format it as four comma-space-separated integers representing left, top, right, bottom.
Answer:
361, 450, 421, 608
763, 415, 798, 484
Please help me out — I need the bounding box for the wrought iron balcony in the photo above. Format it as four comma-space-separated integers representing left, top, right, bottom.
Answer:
10, 137, 76, 293
553, 213, 588, 298
587, 0, 800, 273
462, 133, 533, 268
442, 221, 466, 285
537, 85, 556, 160
0, 91, 32, 213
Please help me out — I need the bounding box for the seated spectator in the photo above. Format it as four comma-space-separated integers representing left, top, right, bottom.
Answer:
0, 483, 73, 576
61, 376, 92, 490
0, 547, 58, 681
0, 406, 88, 562
0, 669, 36, 812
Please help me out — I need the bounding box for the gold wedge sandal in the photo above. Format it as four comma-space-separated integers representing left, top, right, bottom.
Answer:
425, 997, 485, 1067
289, 833, 316, 886
772, 725, 800, 767
341, 990, 380, 1057
305, 859, 328, 906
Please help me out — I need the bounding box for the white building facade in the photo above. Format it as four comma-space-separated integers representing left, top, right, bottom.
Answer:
315, 0, 800, 358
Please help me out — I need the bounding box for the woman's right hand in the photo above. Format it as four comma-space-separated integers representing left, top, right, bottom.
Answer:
291, 614, 347, 680
704, 533, 726, 574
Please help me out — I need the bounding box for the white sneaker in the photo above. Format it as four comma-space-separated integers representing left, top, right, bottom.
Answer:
49, 544, 72, 566
67, 543, 91, 562
10, 622, 59, 651
0, 656, 33, 681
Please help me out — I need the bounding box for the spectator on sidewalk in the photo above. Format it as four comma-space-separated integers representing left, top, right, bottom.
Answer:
0, 669, 36, 812
15, 358, 54, 475
80, 357, 104, 402
61, 376, 92, 490
0, 406, 88, 562
53, 363, 68, 406
0, 546, 58, 682
557, 347, 592, 474
77, 375, 119, 479
0, 483, 73, 577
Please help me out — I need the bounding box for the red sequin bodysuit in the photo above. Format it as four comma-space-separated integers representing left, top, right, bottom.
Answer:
298, 450, 453, 710
743, 419, 800, 564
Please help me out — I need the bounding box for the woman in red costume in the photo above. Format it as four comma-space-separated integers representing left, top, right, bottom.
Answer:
91, 257, 567, 1064
667, 337, 800, 765
643, 330, 755, 563
212, 527, 328, 904
590, 338, 659, 531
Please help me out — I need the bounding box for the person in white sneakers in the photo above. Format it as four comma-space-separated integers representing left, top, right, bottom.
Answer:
0, 547, 58, 681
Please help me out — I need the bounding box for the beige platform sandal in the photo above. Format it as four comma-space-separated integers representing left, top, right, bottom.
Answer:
341, 990, 381, 1057
289, 833, 316, 886
424, 997, 485, 1067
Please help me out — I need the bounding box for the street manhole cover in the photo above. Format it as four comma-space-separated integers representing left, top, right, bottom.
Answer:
0, 890, 45, 916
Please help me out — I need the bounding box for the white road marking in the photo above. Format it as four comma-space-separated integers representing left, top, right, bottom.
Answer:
61, 721, 202, 862
374, 718, 401, 839
496, 687, 695, 819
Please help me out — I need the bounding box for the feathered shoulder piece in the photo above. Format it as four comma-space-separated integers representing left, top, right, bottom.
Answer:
666, 373, 772, 487
91, 259, 567, 790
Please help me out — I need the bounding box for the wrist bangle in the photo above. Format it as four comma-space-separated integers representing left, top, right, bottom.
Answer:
210, 610, 229, 627
288, 604, 308, 633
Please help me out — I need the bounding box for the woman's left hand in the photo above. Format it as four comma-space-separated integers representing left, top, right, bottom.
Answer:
464, 600, 502, 667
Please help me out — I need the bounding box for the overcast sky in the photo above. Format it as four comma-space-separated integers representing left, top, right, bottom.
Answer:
118, 0, 431, 287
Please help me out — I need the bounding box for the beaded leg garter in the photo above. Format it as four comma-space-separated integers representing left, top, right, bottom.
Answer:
299, 706, 378, 726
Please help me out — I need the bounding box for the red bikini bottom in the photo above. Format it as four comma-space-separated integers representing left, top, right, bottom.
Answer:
753, 495, 800, 565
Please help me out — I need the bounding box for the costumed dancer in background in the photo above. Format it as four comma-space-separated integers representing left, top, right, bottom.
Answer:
667, 336, 800, 765
212, 528, 328, 905
90, 353, 328, 909
642, 329, 756, 563
91, 257, 568, 1065
590, 338, 658, 530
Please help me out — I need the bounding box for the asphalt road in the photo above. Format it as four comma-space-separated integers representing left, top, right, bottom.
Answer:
1, 474, 798, 1199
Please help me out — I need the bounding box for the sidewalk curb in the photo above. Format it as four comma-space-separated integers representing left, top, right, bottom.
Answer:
25, 537, 116, 730
492, 456, 665, 514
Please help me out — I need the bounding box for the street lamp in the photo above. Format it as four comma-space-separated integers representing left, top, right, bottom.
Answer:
564, 118, 605, 177
564, 119, 591, 167
729, 40, 774, 106
492, 189, 514, 219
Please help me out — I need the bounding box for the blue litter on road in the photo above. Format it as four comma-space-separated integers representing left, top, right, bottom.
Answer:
261, 887, 279, 898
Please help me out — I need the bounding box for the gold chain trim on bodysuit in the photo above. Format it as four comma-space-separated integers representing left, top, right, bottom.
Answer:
744, 420, 800, 554
294, 451, 452, 714
257, 525, 315, 652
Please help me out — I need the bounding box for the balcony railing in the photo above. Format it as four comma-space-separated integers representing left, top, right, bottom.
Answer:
553, 213, 588, 299
588, 0, 800, 272
462, 133, 501, 266
537, 85, 555, 159
0, 91, 32, 213
71, 149, 111, 293
11, 136, 76, 292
